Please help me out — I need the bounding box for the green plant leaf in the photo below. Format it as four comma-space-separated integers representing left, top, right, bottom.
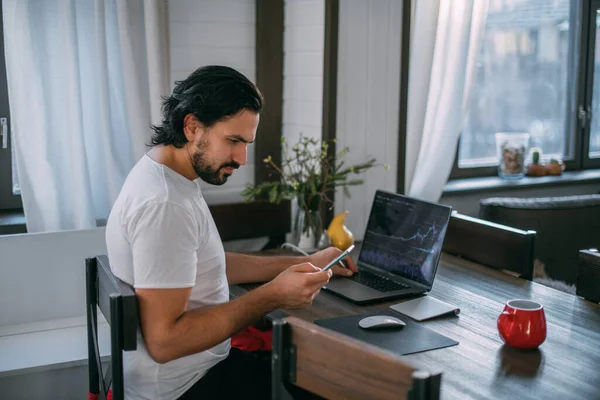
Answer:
269, 186, 278, 203
343, 185, 351, 198
250, 135, 386, 206
309, 179, 317, 196
345, 179, 364, 186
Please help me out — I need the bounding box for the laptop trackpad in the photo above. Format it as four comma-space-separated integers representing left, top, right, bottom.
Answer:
324, 276, 384, 297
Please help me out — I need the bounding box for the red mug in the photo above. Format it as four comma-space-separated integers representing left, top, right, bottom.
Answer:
497, 299, 546, 349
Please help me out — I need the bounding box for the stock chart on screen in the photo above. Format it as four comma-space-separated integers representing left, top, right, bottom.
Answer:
359, 193, 450, 286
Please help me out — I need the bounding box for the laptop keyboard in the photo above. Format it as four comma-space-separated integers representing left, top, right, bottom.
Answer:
348, 271, 411, 292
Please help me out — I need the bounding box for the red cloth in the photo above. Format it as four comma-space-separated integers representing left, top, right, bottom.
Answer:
88, 390, 112, 400
231, 327, 272, 352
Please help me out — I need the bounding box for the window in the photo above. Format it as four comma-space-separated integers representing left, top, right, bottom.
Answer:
453, 0, 600, 179
587, 3, 600, 161
0, 7, 21, 210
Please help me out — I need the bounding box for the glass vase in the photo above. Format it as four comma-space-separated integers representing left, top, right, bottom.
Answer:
495, 132, 529, 180
292, 199, 323, 253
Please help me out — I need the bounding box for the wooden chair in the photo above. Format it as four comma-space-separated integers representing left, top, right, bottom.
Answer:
272, 316, 441, 400
442, 211, 536, 280
576, 248, 600, 303
86, 255, 138, 400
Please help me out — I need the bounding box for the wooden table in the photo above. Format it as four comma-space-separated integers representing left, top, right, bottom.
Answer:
231, 251, 600, 400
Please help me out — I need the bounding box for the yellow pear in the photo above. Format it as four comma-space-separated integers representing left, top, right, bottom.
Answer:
327, 210, 354, 250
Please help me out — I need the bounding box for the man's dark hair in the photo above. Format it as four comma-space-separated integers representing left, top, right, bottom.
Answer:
150, 65, 264, 148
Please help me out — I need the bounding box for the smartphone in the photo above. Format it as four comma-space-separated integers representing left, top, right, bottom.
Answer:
321, 244, 355, 272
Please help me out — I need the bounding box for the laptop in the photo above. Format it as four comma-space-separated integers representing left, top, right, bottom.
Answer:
322, 190, 452, 304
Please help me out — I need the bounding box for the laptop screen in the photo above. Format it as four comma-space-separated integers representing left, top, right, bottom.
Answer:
358, 190, 452, 287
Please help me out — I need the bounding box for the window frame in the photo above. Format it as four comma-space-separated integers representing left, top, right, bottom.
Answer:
582, 0, 600, 169
450, 0, 600, 180
0, 2, 22, 211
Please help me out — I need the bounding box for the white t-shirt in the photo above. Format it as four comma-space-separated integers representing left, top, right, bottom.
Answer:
105, 154, 230, 400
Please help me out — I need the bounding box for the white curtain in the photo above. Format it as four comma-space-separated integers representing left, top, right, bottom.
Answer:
405, 0, 488, 201
2, 0, 170, 232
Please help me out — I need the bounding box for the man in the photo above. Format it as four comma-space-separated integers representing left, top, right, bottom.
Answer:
105, 65, 357, 400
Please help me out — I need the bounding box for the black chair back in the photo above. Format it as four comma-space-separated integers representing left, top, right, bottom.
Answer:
86, 255, 138, 400
442, 212, 536, 280
480, 195, 600, 284
577, 249, 600, 303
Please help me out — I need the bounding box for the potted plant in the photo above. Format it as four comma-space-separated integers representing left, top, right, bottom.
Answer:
242, 134, 387, 251
526, 147, 566, 177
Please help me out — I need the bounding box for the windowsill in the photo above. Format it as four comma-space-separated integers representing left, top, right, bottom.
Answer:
444, 169, 600, 195
0, 209, 26, 235
0, 211, 110, 235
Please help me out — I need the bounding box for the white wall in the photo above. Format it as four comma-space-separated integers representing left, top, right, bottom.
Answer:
167, 0, 403, 230
0, 228, 107, 327
335, 0, 402, 240
169, 0, 256, 204
282, 0, 325, 147
281, 0, 325, 235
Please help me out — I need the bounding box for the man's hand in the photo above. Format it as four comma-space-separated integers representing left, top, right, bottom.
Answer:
264, 262, 332, 309
309, 246, 359, 276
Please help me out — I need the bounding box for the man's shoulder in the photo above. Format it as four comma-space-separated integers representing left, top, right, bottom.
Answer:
118, 157, 182, 208
122, 155, 167, 192
113, 155, 207, 225
112, 197, 200, 244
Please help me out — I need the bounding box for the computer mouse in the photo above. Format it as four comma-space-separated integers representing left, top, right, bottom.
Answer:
358, 315, 406, 330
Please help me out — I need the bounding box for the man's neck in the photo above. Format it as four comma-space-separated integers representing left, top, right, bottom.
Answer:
147, 145, 198, 181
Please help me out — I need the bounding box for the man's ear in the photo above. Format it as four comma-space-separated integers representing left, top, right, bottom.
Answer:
183, 114, 203, 142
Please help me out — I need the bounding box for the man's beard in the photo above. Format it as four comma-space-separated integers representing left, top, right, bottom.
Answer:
191, 140, 239, 185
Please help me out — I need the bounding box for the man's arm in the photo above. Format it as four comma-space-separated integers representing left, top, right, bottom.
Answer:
138, 263, 331, 364
225, 252, 308, 284
226, 247, 359, 285
126, 203, 333, 364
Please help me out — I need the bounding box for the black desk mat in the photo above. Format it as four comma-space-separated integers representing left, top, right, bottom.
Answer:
314, 311, 458, 356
